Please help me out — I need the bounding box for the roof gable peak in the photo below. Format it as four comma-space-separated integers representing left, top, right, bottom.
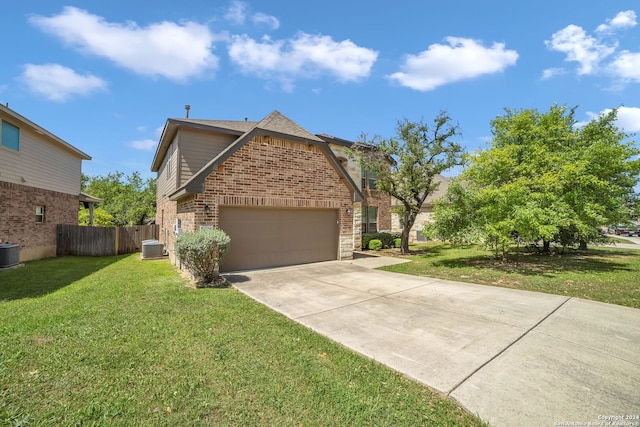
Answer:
255, 110, 323, 142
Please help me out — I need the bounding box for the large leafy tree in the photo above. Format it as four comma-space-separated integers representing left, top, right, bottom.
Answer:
82, 171, 157, 226
350, 111, 464, 254
429, 105, 640, 258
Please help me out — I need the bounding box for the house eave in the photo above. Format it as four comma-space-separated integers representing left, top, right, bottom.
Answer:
0, 104, 91, 160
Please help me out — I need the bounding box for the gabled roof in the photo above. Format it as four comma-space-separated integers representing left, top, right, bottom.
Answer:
0, 104, 91, 160
159, 110, 363, 203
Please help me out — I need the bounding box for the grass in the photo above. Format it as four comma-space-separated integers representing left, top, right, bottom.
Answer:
379, 243, 640, 308
0, 255, 486, 426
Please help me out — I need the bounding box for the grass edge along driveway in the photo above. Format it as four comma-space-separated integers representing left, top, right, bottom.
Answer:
0, 254, 487, 426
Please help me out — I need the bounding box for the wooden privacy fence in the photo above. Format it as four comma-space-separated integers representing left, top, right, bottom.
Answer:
56, 224, 160, 257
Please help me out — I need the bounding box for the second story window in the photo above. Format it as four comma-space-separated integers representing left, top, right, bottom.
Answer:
1, 120, 20, 151
361, 167, 377, 190
368, 169, 377, 190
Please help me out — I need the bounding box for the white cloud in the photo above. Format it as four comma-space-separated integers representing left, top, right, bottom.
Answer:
596, 10, 637, 33
546, 10, 639, 81
228, 32, 378, 89
20, 63, 107, 102
253, 12, 279, 30
224, 2, 279, 30
581, 107, 640, 132
611, 106, 640, 132
130, 138, 156, 151
387, 37, 518, 91
224, 1, 247, 25
30, 6, 219, 81
541, 67, 567, 80
545, 24, 615, 75
610, 51, 640, 82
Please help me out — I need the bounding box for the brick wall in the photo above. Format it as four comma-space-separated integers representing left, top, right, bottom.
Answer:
363, 189, 392, 231
0, 181, 79, 261
159, 135, 356, 262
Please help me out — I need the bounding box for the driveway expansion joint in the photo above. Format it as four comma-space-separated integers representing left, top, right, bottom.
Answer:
445, 296, 573, 396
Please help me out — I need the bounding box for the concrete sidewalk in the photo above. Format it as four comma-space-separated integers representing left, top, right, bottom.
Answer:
226, 258, 640, 427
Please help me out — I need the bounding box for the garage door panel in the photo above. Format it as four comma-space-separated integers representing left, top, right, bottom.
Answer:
219, 207, 339, 272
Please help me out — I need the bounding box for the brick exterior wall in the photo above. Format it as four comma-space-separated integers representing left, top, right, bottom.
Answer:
158, 135, 356, 264
0, 181, 79, 261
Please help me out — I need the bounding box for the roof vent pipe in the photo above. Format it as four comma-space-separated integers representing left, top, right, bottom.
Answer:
185, 105, 191, 118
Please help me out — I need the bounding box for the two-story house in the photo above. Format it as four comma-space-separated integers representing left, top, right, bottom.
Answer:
0, 104, 92, 261
151, 110, 391, 272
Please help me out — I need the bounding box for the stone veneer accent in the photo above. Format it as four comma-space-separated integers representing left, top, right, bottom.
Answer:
0, 181, 79, 261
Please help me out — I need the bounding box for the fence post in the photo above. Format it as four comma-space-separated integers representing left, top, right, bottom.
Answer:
115, 227, 119, 256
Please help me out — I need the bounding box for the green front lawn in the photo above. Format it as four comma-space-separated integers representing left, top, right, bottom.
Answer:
380, 243, 640, 308
0, 255, 485, 426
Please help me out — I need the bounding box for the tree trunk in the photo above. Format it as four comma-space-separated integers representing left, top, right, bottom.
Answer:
400, 210, 418, 254
542, 240, 551, 253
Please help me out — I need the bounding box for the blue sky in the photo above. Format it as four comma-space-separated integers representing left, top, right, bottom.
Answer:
1, 1, 639, 180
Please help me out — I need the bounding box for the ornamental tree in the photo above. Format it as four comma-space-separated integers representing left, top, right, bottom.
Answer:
350, 111, 464, 254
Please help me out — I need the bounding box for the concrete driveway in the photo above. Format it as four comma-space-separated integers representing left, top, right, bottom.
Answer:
226, 257, 640, 427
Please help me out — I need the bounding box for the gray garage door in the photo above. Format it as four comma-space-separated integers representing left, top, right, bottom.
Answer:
219, 207, 339, 272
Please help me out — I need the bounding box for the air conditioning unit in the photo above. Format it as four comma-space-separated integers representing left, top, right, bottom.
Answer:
141, 240, 164, 259
0, 244, 20, 268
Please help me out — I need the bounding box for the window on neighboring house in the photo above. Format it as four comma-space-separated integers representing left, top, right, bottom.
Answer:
361, 206, 378, 233
35, 206, 45, 223
361, 167, 377, 190
1, 120, 20, 151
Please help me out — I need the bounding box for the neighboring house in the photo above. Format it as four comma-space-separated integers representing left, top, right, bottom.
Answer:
391, 174, 450, 242
151, 110, 367, 272
0, 104, 92, 261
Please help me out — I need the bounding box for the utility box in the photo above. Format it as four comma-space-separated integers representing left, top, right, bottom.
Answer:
0, 244, 20, 268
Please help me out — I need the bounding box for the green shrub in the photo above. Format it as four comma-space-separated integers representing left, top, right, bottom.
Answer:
362, 232, 400, 249
174, 229, 230, 286
394, 238, 402, 248
362, 233, 374, 250
368, 239, 383, 251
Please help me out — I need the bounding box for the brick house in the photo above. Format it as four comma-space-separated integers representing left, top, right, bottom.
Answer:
151, 110, 395, 272
0, 104, 92, 261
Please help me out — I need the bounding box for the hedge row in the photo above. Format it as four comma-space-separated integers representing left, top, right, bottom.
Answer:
362, 232, 401, 250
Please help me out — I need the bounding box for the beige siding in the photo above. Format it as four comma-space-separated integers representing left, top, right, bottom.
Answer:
156, 137, 177, 198
0, 120, 82, 195
177, 128, 235, 186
